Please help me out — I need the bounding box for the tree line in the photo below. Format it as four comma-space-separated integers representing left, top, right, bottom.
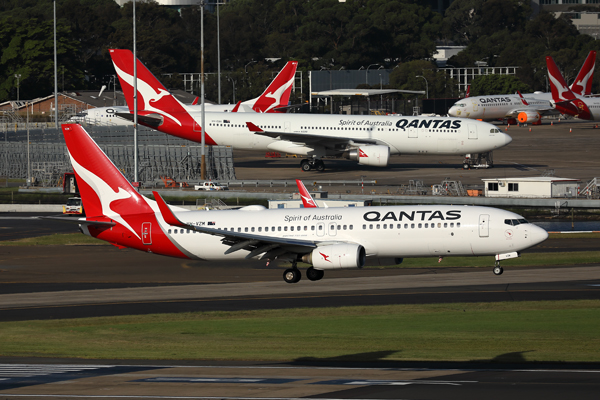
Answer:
1, 0, 599, 104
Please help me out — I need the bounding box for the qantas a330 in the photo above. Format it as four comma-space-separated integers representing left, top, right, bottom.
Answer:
448, 50, 597, 124
59, 123, 548, 283
109, 49, 512, 171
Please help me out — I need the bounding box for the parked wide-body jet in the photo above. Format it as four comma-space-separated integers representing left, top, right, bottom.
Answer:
59, 123, 547, 282
109, 49, 512, 171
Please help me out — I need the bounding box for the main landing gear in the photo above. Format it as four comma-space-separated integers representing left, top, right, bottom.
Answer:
283, 263, 325, 283
300, 159, 325, 172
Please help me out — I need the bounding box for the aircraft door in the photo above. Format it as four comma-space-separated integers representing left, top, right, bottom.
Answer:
285, 121, 291, 133
193, 120, 202, 132
328, 222, 337, 237
142, 222, 152, 245
472, 100, 478, 112
316, 223, 325, 237
408, 127, 418, 138
479, 214, 489, 238
468, 124, 478, 140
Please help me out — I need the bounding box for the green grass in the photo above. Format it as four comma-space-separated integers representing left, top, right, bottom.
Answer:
1, 300, 599, 362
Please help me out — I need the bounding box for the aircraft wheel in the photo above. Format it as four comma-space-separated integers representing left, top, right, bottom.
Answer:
493, 266, 503, 275
306, 266, 324, 281
463, 163, 470, 170
283, 268, 302, 283
315, 160, 325, 172
300, 160, 311, 172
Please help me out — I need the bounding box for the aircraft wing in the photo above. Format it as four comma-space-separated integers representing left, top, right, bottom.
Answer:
505, 105, 555, 117
245, 122, 379, 147
153, 191, 318, 259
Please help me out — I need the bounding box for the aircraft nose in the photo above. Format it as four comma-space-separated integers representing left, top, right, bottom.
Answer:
530, 224, 549, 246
499, 131, 512, 148
448, 106, 458, 117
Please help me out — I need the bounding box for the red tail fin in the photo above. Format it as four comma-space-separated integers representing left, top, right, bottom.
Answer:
465, 85, 470, 98
570, 50, 596, 96
109, 49, 186, 115
252, 61, 298, 113
546, 56, 592, 120
296, 179, 318, 208
61, 124, 152, 227
546, 56, 577, 102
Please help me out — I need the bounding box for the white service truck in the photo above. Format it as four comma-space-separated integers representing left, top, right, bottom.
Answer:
194, 181, 229, 191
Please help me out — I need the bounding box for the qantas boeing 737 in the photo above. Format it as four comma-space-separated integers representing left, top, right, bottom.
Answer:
70, 60, 298, 126
109, 49, 512, 171
58, 123, 548, 283
448, 51, 597, 124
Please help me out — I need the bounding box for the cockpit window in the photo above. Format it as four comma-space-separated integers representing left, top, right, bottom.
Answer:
490, 129, 501, 133
505, 218, 529, 226
455, 103, 466, 107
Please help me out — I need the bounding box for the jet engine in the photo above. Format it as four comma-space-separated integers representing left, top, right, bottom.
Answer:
347, 145, 390, 167
302, 244, 366, 270
517, 111, 541, 124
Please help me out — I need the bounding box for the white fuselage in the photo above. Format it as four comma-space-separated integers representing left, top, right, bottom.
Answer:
152, 205, 547, 261
448, 94, 553, 121
183, 113, 512, 157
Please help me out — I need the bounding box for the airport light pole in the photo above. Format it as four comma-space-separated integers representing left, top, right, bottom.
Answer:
366, 64, 379, 84
416, 75, 428, 99
228, 75, 236, 103
53, 0, 58, 130
200, 0, 206, 180
14, 74, 21, 102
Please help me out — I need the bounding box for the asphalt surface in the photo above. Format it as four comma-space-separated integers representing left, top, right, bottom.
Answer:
1, 120, 600, 399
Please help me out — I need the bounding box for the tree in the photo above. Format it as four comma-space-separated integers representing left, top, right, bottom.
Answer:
470, 74, 530, 96
0, 17, 83, 102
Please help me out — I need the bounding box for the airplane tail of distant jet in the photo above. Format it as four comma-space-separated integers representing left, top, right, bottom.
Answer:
61, 123, 190, 257
570, 50, 596, 96
546, 56, 592, 120
250, 61, 298, 113
109, 49, 188, 115
109, 49, 218, 144
296, 179, 318, 208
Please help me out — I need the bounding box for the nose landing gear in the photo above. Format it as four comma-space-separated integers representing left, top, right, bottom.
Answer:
493, 261, 504, 275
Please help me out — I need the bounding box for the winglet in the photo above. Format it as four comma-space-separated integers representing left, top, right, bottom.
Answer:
246, 122, 264, 132
191, 97, 199, 105
153, 191, 187, 228
296, 179, 318, 208
231, 101, 242, 113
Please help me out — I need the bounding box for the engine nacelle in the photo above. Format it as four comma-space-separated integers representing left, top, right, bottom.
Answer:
347, 145, 390, 167
517, 111, 541, 124
302, 244, 366, 270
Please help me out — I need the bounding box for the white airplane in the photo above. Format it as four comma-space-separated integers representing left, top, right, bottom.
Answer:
546, 54, 600, 121
58, 123, 548, 283
110, 49, 512, 171
448, 51, 597, 124
69, 60, 298, 126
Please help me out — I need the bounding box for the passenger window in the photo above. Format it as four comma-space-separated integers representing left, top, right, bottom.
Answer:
418, 223, 422, 228
245, 227, 249, 232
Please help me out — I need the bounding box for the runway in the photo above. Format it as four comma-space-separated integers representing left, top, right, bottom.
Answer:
1, 361, 600, 400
